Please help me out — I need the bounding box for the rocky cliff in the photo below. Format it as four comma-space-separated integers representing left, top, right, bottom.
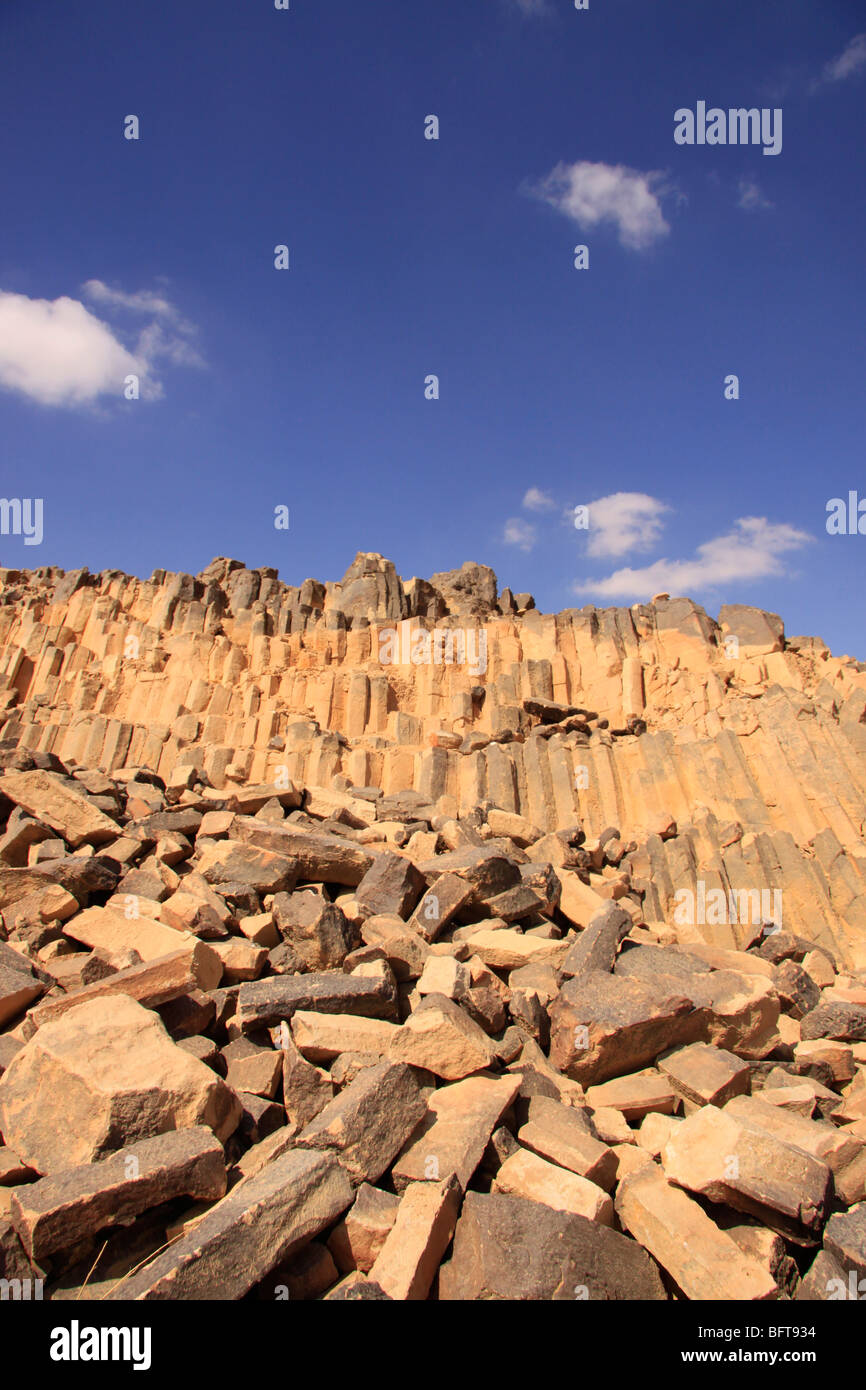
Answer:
1, 552, 864, 967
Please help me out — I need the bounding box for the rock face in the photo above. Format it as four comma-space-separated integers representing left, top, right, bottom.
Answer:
0, 552, 864, 1303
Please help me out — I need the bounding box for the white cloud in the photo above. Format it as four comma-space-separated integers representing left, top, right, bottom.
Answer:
503, 517, 537, 551
0, 292, 143, 407
531, 160, 671, 251
737, 179, 773, 212
575, 516, 811, 600
0, 285, 203, 408
583, 492, 670, 559
522, 487, 556, 512
508, 0, 549, 13
821, 33, 866, 84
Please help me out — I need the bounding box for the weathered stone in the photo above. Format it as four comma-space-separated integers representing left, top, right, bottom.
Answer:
236, 971, 397, 1032
549, 970, 702, 1085
560, 902, 631, 977
26, 941, 223, 1030
585, 1070, 679, 1123
0, 770, 119, 848
327, 1183, 400, 1273
354, 849, 425, 918
492, 1147, 613, 1224
230, 819, 374, 885
439, 1191, 666, 1300
360, 913, 430, 980
196, 839, 298, 894
110, 1148, 353, 1299
296, 1060, 425, 1184
661, 1103, 831, 1239
393, 1075, 520, 1191
518, 1097, 617, 1190
10, 1126, 226, 1261
271, 891, 355, 969
801, 1000, 866, 1042
615, 1165, 779, 1300
658, 1042, 751, 1108
0, 995, 240, 1171
291, 1010, 399, 1063
367, 1177, 460, 1300
390, 994, 496, 1080
407, 873, 475, 942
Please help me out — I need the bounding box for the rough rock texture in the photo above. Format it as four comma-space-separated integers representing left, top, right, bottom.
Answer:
0, 553, 864, 1302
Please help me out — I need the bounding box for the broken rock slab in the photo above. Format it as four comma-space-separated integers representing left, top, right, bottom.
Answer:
328, 1183, 400, 1273
661, 1103, 831, 1240
0, 994, 241, 1172
492, 1147, 613, 1225
392, 1074, 520, 1192
390, 993, 497, 1080
110, 1148, 353, 1300
236, 971, 397, 1032
0, 769, 119, 848
367, 1177, 461, 1300
615, 1164, 779, 1301
296, 1059, 426, 1185
10, 1126, 226, 1262
549, 969, 702, 1085
439, 1191, 666, 1300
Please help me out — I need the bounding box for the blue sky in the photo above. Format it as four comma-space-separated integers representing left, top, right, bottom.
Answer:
1, 0, 864, 656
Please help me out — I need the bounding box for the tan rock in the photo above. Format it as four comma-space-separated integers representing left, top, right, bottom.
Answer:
585, 1070, 680, 1123
291, 1010, 400, 1063
0, 995, 241, 1171
0, 770, 119, 848
392, 1074, 520, 1191
368, 1178, 460, 1299
616, 1165, 778, 1300
390, 994, 496, 1080
327, 1183, 400, 1273
492, 1148, 613, 1224
661, 1103, 832, 1239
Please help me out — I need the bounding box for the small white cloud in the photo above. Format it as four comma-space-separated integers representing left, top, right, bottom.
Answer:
531, 160, 671, 251
522, 487, 556, 512
0, 292, 143, 407
503, 517, 537, 551
0, 285, 203, 409
575, 516, 811, 600
737, 179, 773, 211
582, 492, 670, 559
821, 33, 866, 84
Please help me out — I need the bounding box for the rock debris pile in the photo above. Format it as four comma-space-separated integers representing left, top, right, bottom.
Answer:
0, 751, 865, 1301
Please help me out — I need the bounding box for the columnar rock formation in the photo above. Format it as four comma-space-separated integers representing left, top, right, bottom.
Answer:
1, 558, 866, 1302
1, 553, 865, 966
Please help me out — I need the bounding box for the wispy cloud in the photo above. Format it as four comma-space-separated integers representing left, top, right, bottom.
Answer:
530, 160, 672, 251
503, 517, 538, 551
522, 487, 557, 512
0, 284, 203, 408
507, 0, 550, 14
820, 33, 866, 85
737, 178, 773, 212
576, 517, 812, 600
